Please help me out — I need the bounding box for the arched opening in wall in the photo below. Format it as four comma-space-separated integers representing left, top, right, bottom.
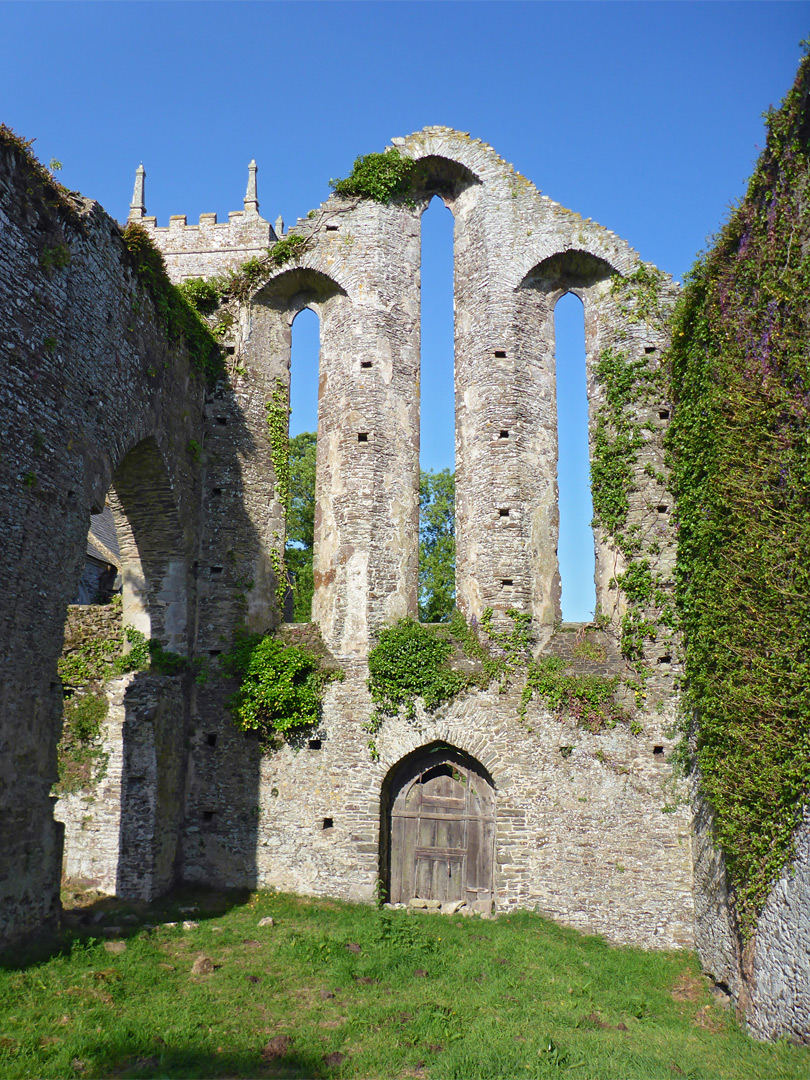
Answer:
286, 306, 320, 622
554, 292, 596, 622
54, 436, 189, 898
419, 196, 456, 623
381, 742, 495, 908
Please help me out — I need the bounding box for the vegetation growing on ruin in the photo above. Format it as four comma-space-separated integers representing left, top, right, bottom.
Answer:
54, 692, 109, 795
367, 618, 465, 730
222, 632, 342, 742
121, 223, 224, 384
666, 50, 810, 935
0, 122, 77, 217
268, 233, 307, 267
366, 609, 631, 755
3, 888, 804, 1080
176, 276, 221, 315
330, 146, 416, 203
56, 615, 187, 795
521, 656, 627, 732
587, 264, 678, 697
265, 380, 291, 609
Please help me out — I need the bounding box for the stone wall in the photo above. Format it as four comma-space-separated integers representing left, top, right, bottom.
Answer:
8, 124, 805, 1042
693, 798, 810, 1045
0, 134, 204, 947
182, 653, 693, 948
152, 128, 691, 951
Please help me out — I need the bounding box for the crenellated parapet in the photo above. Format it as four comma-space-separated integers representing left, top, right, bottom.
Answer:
127, 160, 277, 283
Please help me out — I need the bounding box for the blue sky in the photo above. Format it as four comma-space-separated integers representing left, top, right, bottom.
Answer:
2, 1, 806, 618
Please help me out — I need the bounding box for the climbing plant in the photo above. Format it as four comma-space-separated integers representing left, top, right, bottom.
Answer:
365, 609, 633, 756
666, 48, 810, 935
122, 223, 224, 384
589, 270, 677, 671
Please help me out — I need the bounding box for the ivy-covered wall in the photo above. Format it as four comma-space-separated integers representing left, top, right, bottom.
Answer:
668, 51, 810, 1040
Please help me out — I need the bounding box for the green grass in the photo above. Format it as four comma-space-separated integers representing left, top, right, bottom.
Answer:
0, 889, 806, 1079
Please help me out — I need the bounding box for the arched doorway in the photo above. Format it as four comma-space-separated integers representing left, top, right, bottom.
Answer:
383, 745, 495, 906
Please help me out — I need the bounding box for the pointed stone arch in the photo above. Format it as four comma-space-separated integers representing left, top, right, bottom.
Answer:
109, 436, 190, 653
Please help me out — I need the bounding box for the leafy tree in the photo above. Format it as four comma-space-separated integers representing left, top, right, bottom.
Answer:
419, 468, 456, 622
283, 442, 456, 624
286, 432, 316, 621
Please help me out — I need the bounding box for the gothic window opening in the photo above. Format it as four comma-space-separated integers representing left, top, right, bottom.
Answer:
419, 196, 456, 622
554, 292, 596, 622
286, 306, 320, 622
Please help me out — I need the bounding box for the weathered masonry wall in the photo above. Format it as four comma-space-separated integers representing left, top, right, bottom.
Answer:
0, 136, 206, 947
693, 798, 810, 1044
8, 124, 806, 1046
180, 631, 693, 949
134, 128, 691, 953
56, 670, 187, 900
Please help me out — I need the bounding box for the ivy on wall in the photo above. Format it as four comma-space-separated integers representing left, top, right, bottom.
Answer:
667, 50, 810, 935
588, 270, 678, 682
121, 224, 223, 385
56, 609, 186, 794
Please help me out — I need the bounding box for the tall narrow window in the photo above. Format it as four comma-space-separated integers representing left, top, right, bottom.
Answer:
419, 196, 455, 623
555, 293, 596, 622
286, 307, 319, 622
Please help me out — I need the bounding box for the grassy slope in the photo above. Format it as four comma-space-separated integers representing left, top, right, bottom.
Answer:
0, 890, 806, 1080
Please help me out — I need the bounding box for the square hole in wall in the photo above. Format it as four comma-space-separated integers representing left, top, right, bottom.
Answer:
326, 224, 339, 232
657, 655, 672, 665
206, 733, 218, 747
211, 488, 222, 497
215, 417, 228, 426
498, 430, 509, 440
322, 818, 334, 830
644, 346, 657, 354
494, 350, 507, 358
653, 746, 665, 757
225, 345, 236, 355
210, 566, 223, 576
358, 432, 369, 443
308, 739, 322, 750
209, 649, 221, 658
202, 810, 216, 823
501, 578, 513, 587
659, 409, 670, 420
657, 505, 669, 515
499, 508, 510, 517
360, 360, 372, 369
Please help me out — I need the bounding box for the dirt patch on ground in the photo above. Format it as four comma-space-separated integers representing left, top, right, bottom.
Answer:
671, 972, 705, 1003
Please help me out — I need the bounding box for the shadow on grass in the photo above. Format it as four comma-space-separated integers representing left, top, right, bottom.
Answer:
92, 1040, 336, 1080
0, 884, 253, 971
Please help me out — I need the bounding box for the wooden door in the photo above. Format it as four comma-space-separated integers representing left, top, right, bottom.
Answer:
389, 757, 495, 906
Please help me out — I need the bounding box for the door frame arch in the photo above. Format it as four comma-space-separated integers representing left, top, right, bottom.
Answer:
380, 742, 496, 907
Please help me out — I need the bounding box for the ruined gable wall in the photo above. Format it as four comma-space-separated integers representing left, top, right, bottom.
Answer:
148, 129, 690, 949
0, 135, 206, 947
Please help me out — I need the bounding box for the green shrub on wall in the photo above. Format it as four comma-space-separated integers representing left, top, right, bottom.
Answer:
222, 633, 342, 742
667, 49, 810, 934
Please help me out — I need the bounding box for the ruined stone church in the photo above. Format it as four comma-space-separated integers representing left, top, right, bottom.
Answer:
0, 126, 806, 1044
